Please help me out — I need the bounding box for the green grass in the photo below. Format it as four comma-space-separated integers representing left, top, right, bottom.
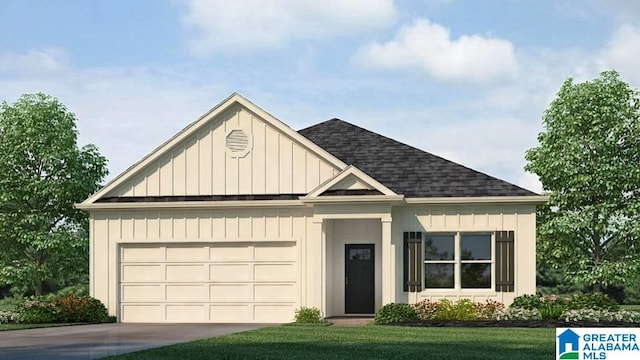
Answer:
0, 323, 80, 331
621, 305, 640, 311
106, 325, 555, 360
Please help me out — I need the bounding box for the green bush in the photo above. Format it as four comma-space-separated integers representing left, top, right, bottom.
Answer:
17, 294, 108, 324
435, 299, 479, 320
375, 303, 418, 324
55, 284, 89, 297
510, 294, 542, 310
566, 292, 619, 311
17, 298, 59, 323
294, 307, 323, 323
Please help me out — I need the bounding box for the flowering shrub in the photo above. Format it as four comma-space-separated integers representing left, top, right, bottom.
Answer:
0, 310, 22, 324
476, 300, 505, 320
563, 309, 640, 323
495, 307, 542, 320
413, 299, 438, 320
17, 294, 108, 324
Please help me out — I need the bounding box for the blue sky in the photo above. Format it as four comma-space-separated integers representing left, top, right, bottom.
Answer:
2, 0, 639, 193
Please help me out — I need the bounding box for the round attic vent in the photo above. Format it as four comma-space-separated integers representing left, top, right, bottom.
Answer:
226, 129, 249, 151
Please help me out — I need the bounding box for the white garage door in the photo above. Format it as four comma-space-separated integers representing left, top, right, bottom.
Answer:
119, 242, 298, 323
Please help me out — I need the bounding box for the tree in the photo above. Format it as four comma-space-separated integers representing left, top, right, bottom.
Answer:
525, 70, 640, 291
0, 93, 108, 295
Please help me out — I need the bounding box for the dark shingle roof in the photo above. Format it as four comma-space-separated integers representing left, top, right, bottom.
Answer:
298, 119, 536, 198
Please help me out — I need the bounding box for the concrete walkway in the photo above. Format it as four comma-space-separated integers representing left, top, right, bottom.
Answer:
0, 323, 271, 360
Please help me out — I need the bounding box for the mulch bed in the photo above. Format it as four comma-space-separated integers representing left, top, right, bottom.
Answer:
392, 320, 640, 328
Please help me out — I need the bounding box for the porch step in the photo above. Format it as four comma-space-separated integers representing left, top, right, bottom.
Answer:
326, 316, 375, 327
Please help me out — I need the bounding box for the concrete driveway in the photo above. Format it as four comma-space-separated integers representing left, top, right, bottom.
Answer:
0, 323, 272, 360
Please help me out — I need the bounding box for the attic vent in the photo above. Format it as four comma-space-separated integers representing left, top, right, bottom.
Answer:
226, 129, 249, 151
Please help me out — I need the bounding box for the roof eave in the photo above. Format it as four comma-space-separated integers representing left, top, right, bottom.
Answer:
404, 195, 549, 205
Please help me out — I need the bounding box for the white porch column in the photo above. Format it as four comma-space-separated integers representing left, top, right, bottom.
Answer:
307, 217, 325, 313
381, 216, 393, 305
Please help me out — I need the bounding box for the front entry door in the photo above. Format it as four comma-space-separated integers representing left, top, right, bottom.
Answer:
345, 244, 375, 314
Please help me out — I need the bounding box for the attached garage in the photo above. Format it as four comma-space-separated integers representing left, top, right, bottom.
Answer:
119, 242, 298, 323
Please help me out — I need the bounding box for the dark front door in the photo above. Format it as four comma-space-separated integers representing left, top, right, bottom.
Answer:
345, 244, 375, 314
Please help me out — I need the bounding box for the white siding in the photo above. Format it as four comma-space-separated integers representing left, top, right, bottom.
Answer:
105, 105, 339, 198
391, 204, 537, 306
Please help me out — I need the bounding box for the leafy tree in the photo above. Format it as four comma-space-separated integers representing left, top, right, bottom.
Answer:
526, 70, 640, 291
0, 93, 108, 295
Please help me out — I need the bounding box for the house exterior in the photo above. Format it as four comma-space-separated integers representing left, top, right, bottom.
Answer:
77, 93, 546, 323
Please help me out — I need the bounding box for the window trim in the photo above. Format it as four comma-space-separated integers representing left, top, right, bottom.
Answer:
423, 232, 495, 292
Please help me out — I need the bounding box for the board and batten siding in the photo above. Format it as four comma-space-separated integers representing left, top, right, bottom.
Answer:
89, 207, 318, 319
391, 204, 536, 306
105, 105, 339, 198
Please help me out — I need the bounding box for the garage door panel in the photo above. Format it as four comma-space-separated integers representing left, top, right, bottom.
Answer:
122, 265, 162, 282
166, 305, 206, 322
210, 264, 250, 281
166, 285, 208, 302
210, 284, 251, 302
254, 242, 296, 260
254, 284, 295, 302
121, 247, 164, 262
210, 245, 251, 260
254, 264, 295, 281
255, 305, 295, 322
122, 305, 163, 322
166, 264, 208, 281
122, 285, 164, 302
166, 246, 208, 261
210, 305, 252, 322
120, 242, 297, 323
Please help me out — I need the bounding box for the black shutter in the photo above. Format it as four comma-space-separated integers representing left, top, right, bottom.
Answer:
403, 231, 422, 292
495, 231, 515, 292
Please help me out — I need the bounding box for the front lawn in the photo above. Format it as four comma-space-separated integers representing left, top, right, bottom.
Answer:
106, 325, 555, 360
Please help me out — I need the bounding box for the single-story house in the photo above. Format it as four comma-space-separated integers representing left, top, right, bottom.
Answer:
77, 93, 546, 323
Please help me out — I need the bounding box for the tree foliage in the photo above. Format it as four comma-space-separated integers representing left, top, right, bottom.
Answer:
526, 70, 640, 289
0, 93, 108, 295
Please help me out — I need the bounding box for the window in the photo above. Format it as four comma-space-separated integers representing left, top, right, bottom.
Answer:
424, 233, 492, 289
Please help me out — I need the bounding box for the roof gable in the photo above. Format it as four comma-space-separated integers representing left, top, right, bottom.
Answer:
82, 94, 346, 204
298, 119, 537, 198
306, 165, 398, 197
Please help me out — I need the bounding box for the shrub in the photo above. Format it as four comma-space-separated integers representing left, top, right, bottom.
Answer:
55, 284, 89, 297
476, 300, 505, 320
510, 294, 542, 310
539, 303, 565, 320
413, 299, 438, 320
563, 309, 640, 323
294, 307, 323, 323
17, 298, 59, 323
434, 299, 479, 320
0, 310, 22, 324
375, 303, 418, 324
17, 294, 108, 324
495, 307, 541, 320
566, 292, 619, 311
56, 294, 109, 323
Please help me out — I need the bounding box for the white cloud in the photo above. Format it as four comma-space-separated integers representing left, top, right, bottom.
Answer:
598, 23, 640, 86
0, 48, 69, 74
180, 0, 397, 55
354, 19, 519, 84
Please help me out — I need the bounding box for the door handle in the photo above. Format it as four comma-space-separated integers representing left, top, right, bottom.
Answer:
345, 276, 349, 285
